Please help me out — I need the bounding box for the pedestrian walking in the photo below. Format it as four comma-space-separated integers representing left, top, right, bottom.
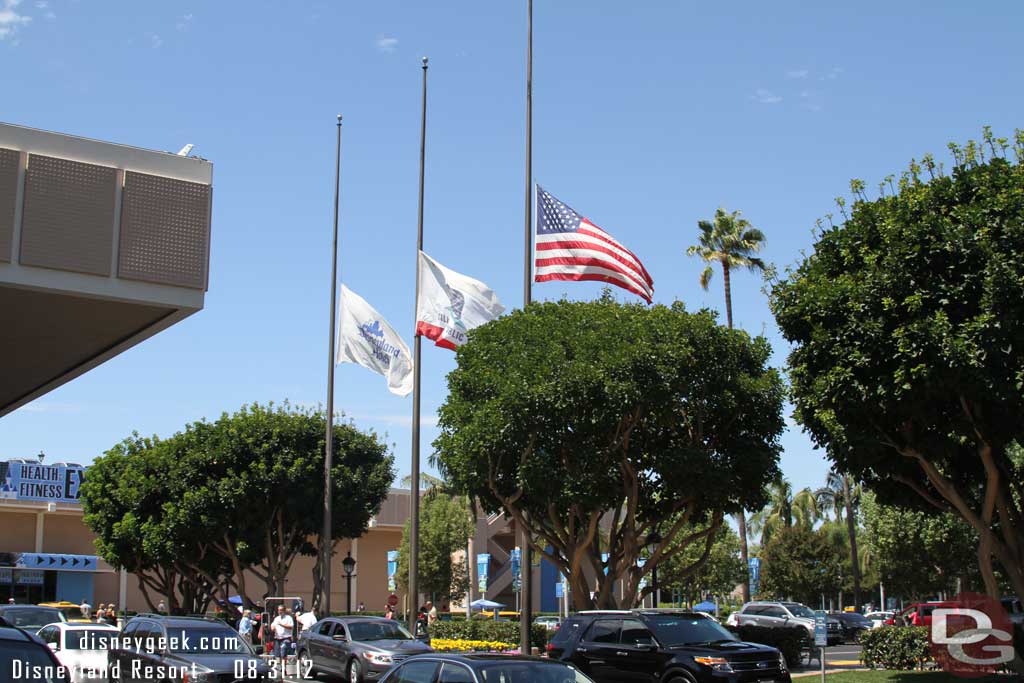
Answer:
79, 598, 91, 619
357, 601, 365, 613
238, 610, 253, 646
384, 604, 395, 620
270, 605, 295, 660
297, 608, 316, 632
426, 601, 438, 628
157, 599, 167, 614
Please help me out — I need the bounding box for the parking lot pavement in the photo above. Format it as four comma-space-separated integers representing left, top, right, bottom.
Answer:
792, 643, 864, 673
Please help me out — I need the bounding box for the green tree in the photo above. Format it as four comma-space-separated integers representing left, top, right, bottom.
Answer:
771, 129, 1024, 598
395, 491, 476, 605
759, 526, 842, 606
659, 521, 745, 606
434, 298, 784, 609
747, 478, 819, 545
687, 206, 767, 603
815, 471, 863, 611
861, 491, 980, 600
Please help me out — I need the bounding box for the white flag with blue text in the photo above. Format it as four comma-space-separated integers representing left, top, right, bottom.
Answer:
337, 285, 414, 397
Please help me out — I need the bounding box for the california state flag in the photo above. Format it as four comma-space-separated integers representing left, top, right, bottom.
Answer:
416, 251, 505, 350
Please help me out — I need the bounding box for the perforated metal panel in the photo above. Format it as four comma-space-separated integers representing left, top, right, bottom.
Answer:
20, 153, 116, 276
0, 148, 21, 263
118, 170, 210, 290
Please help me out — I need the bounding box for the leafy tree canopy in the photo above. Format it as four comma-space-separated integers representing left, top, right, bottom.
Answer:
759, 525, 842, 606
659, 521, 745, 605
770, 129, 1024, 598
434, 298, 784, 609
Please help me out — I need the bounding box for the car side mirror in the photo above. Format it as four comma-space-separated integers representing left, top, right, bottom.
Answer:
47, 642, 58, 651
332, 635, 347, 641
636, 643, 657, 652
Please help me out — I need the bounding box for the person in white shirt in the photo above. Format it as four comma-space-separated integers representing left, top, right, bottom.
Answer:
270, 605, 295, 658
297, 609, 317, 632
79, 599, 91, 619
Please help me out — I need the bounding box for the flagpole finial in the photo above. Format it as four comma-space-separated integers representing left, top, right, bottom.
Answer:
422, 56, 429, 68
336, 114, 342, 124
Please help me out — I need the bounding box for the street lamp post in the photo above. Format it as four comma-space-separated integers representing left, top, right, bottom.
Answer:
342, 551, 357, 616
645, 532, 662, 609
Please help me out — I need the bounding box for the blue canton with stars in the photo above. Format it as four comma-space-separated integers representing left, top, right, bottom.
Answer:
537, 186, 583, 234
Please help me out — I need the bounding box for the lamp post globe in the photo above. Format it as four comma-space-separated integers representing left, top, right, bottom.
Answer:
342, 551, 357, 615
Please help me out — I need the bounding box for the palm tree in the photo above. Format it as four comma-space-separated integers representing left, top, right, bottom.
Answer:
747, 477, 819, 546
687, 207, 766, 602
816, 471, 863, 610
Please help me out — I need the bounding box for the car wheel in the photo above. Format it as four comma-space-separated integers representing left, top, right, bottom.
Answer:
298, 650, 317, 679
665, 675, 697, 683
347, 658, 363, 683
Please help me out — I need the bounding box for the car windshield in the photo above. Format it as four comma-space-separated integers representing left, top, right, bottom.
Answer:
478, 661, 594, 683
0, 608, 61, 629
348, 621, 413, 642
844, 614, 870, 624
645, 615, 737, 647
0, 641, 67, 682
63, 630, 116, 650
784, 604, 815, 619
165, 627, 251, 654
58, 608, 86, 620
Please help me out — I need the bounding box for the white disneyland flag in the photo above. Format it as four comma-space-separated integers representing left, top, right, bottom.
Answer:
416, 251, 505, 350
337, 285, 414, 397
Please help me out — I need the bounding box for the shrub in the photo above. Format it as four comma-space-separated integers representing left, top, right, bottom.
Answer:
859, 627, 931, 670
430, 639, 514, 653
428, 620, 547, 650
728, 624, 807, 667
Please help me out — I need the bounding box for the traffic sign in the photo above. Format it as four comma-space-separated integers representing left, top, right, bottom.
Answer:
387, 594, 399, 607
814, 611, 828, 647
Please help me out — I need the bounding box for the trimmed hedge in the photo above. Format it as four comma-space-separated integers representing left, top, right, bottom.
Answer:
428, 620, 548, 650
859, 626, 931, 670
727, 624, 807, 667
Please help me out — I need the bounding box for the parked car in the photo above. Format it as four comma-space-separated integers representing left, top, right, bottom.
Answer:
297, 615, 432, 682
536, 615, 563, 631
379, 654, 596, 683
826, 612, 871, 643
863, 611, 894, 629
0, 618, 70, 682
887, 602, 956, 627
547, 609, 791, 683
0, 604, 66, 630
732, 601, 842, 646
36, 622, 119, 683
38, 602, 91, 623
108, 613, 271, 682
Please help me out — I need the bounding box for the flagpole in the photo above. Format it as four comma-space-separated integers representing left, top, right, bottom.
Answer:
409, 55, 428, 634
519, 0, 534, 656
322, 114, 343, 617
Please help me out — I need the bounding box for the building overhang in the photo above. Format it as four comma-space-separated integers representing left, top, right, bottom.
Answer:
0, 122, 213, 416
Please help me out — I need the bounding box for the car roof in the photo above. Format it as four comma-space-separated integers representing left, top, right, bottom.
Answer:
51, 622, 119, 631
0, 605, 60, 610
401, 654, 570, 665
129, 614, 229, 626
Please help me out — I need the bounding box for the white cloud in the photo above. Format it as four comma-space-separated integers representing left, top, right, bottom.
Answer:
751, 88, 782, 105
376, 35, 398, 53
786, 69, 809, 79
0, 0, 32, 41
820, 66, 843, 81
149, 32, 163, 48
176, 13, 192, 31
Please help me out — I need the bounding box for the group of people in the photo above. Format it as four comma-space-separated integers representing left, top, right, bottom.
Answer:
78, 599, 118, 626
235, 603, 318, 658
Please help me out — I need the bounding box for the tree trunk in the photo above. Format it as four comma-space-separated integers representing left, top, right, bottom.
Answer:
722, 262, 733, 330
842, 477, 862, 610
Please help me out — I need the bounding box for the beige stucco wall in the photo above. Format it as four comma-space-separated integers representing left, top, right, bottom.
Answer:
1, 510, 37, 552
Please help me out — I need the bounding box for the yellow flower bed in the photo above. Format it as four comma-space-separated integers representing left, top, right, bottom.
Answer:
430, 638, 516, 653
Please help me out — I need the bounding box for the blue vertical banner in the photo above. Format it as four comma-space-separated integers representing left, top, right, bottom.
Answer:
477, 553, 490, 594
748, 557, 761, 596
638, 558, 648, 591
601, 553, 610, 576
387, 550, 399, 592
555, 582, 564, 599
510, 547, 522, 593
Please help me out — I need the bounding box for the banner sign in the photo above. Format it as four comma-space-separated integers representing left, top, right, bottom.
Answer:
15, 569, 44, 585
602, 553, 610, 576
555, 582, 563, 599
814, 611, 828, 647
638, 558, 647, 591
476, 553, 490, 594
387, 551, 398, 592
12, 553, 98, 571
0, 462, 86, 504
748, 558, 761, 596
511, 547, 521, 593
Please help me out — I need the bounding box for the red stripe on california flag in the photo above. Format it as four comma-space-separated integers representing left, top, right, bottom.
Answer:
535, 272, 652, 303
536, 240, 649, 285
416, 321, 459, 351
578, 222, 653, 286
535, 256, 652, 297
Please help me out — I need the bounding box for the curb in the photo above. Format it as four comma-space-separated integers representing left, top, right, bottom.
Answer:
791, 668, 868, 678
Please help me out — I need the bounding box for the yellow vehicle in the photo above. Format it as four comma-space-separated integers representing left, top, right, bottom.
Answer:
38, 601, 90, 622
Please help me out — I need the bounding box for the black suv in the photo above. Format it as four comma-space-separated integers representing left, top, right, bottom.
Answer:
548, 610, 790, 683
109, 613, 272, 682
0, 617, 69, 681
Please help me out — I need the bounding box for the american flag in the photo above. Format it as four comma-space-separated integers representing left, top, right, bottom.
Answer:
535, 185, 654, 303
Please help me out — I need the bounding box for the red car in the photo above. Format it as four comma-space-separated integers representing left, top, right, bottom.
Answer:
886, 602, 957, 627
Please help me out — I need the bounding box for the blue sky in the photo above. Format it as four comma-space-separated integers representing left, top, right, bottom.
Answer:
2, 1, 1023, 496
